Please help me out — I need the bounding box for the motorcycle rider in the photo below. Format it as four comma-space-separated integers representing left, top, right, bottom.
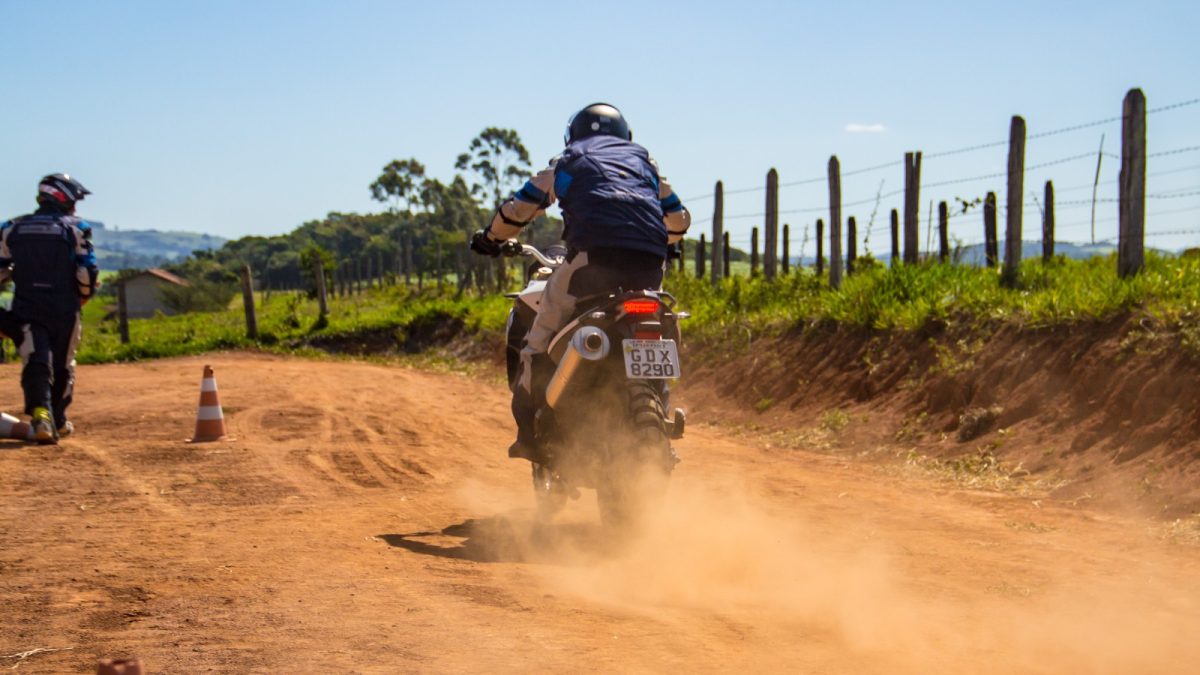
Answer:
0, 174, 100, 444
471, 103, 690, 461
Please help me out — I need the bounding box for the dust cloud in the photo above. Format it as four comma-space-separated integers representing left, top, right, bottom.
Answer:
455, 476, 1200, 674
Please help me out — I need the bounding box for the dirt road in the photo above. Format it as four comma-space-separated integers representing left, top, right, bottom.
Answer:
2, 353, 1198, 673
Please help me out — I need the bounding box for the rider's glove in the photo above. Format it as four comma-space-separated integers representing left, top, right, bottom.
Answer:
470, 229, 503, 257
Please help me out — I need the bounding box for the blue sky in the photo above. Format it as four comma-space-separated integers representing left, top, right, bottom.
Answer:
2, 0, 1198, 253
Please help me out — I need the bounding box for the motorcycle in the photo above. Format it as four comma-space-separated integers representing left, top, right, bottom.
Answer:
499, 241, 687, 526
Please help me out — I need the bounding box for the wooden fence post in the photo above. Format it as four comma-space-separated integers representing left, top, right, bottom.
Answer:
903, 152, 922, 264
404, 231, 414, 285
312, 257, 328, 319
782, 223, 790, 275
846, 216, 857, 275
696, 233, 706, 279
984, 192, 999, 267
938, 201, 950, 262
750, 227, 760, 276
711, 180, 724, 284
1119, 88, 1146, 277
723, 231, 731, 277
890, 209, 900, 267
765, 168, 778, 280
457, 232, 472, 295
240, 264, 257, 340
828, 156, 843, 289
1003, 115, 1026, 286
434, 240, 443, 288
117, 279, 130, 345
816, 219, 825, 276
1043, 180, 1055, 262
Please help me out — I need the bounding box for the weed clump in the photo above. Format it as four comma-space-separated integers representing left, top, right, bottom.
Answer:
957, 405, 1003, 442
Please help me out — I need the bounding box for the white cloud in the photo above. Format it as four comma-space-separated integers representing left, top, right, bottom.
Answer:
844, 122, 887, 134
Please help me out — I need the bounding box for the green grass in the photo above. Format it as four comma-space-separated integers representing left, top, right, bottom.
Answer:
665, 252, 1200, 338
72, 251, 1200, 365
77, 284, 510, 364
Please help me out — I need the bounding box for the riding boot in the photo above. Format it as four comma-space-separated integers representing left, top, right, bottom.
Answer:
508, 353, 555, 462
509, 386, 540, 461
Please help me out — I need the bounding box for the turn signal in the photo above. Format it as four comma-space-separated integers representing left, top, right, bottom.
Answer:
622, 299, 660, 315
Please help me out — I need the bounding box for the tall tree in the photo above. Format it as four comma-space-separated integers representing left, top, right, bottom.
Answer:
455, 128, 531, 291
454, 128, 531, 207
370, 158, 426, 213
371, 159, 426, 282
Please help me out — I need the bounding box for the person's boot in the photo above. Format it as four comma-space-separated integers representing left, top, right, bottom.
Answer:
31, 407, 58, 445
508, 387, 541, 461
508, 354, 556, 463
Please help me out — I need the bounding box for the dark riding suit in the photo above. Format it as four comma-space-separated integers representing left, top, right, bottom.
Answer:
0, 206, 99, 428
486, 135, 691, 456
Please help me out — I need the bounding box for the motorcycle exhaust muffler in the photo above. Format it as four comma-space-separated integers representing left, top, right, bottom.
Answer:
545, 326, 610, 409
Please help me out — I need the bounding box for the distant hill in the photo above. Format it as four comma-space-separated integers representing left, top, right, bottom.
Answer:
88, 222, 226, 269
954, 241, 1122, 266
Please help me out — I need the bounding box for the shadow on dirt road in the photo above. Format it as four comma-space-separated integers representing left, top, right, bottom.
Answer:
379, 513, 619, 565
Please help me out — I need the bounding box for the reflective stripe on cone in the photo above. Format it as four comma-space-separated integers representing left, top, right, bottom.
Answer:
191, 365, 227, 442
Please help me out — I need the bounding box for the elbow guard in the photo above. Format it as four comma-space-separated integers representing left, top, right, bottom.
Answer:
77, 267, 98, 298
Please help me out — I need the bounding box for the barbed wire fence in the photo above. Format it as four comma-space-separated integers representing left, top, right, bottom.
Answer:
684, 89, 1198, 288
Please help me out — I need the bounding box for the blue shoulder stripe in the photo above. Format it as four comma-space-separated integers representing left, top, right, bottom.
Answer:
659, 193, 683, 213
554, 170, 573, 199
76, 252, 97, 267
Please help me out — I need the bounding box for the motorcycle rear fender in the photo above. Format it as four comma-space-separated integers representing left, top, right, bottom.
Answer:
546, 290, 680, 364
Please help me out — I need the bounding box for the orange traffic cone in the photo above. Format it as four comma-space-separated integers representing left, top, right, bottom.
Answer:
190, 365, 227, 442
0, 412, 34, 441
97, 659, 143, 675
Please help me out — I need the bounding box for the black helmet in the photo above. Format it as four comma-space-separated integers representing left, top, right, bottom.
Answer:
565, 103, 632, 145
37, 173, 91, 208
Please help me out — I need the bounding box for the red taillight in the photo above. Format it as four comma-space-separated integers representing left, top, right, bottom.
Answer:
634, 331, 662, 340
622, 299, 660, 315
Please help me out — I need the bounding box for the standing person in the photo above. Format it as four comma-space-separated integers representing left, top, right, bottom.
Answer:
0, 174, 99, 444
470, 103, 691, 461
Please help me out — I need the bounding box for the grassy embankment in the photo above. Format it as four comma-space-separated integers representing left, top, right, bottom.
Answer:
76, 283, 511, 364
74, 252, 1200, 365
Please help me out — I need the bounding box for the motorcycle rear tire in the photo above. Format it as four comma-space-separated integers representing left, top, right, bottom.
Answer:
597, 380, 673, 530
531, 462, 568, 521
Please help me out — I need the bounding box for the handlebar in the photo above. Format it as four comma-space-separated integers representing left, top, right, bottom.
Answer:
502, 241, 563, 268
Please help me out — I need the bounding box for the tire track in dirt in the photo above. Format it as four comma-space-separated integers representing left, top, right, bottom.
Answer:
71, 440, 184, 518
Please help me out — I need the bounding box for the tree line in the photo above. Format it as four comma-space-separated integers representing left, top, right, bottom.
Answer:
137, 127, 566, 310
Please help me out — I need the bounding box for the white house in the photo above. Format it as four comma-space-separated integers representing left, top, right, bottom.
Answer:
122, 268, 189, 318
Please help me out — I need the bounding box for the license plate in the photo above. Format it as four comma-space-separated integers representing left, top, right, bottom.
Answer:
622, 339, 681, 379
